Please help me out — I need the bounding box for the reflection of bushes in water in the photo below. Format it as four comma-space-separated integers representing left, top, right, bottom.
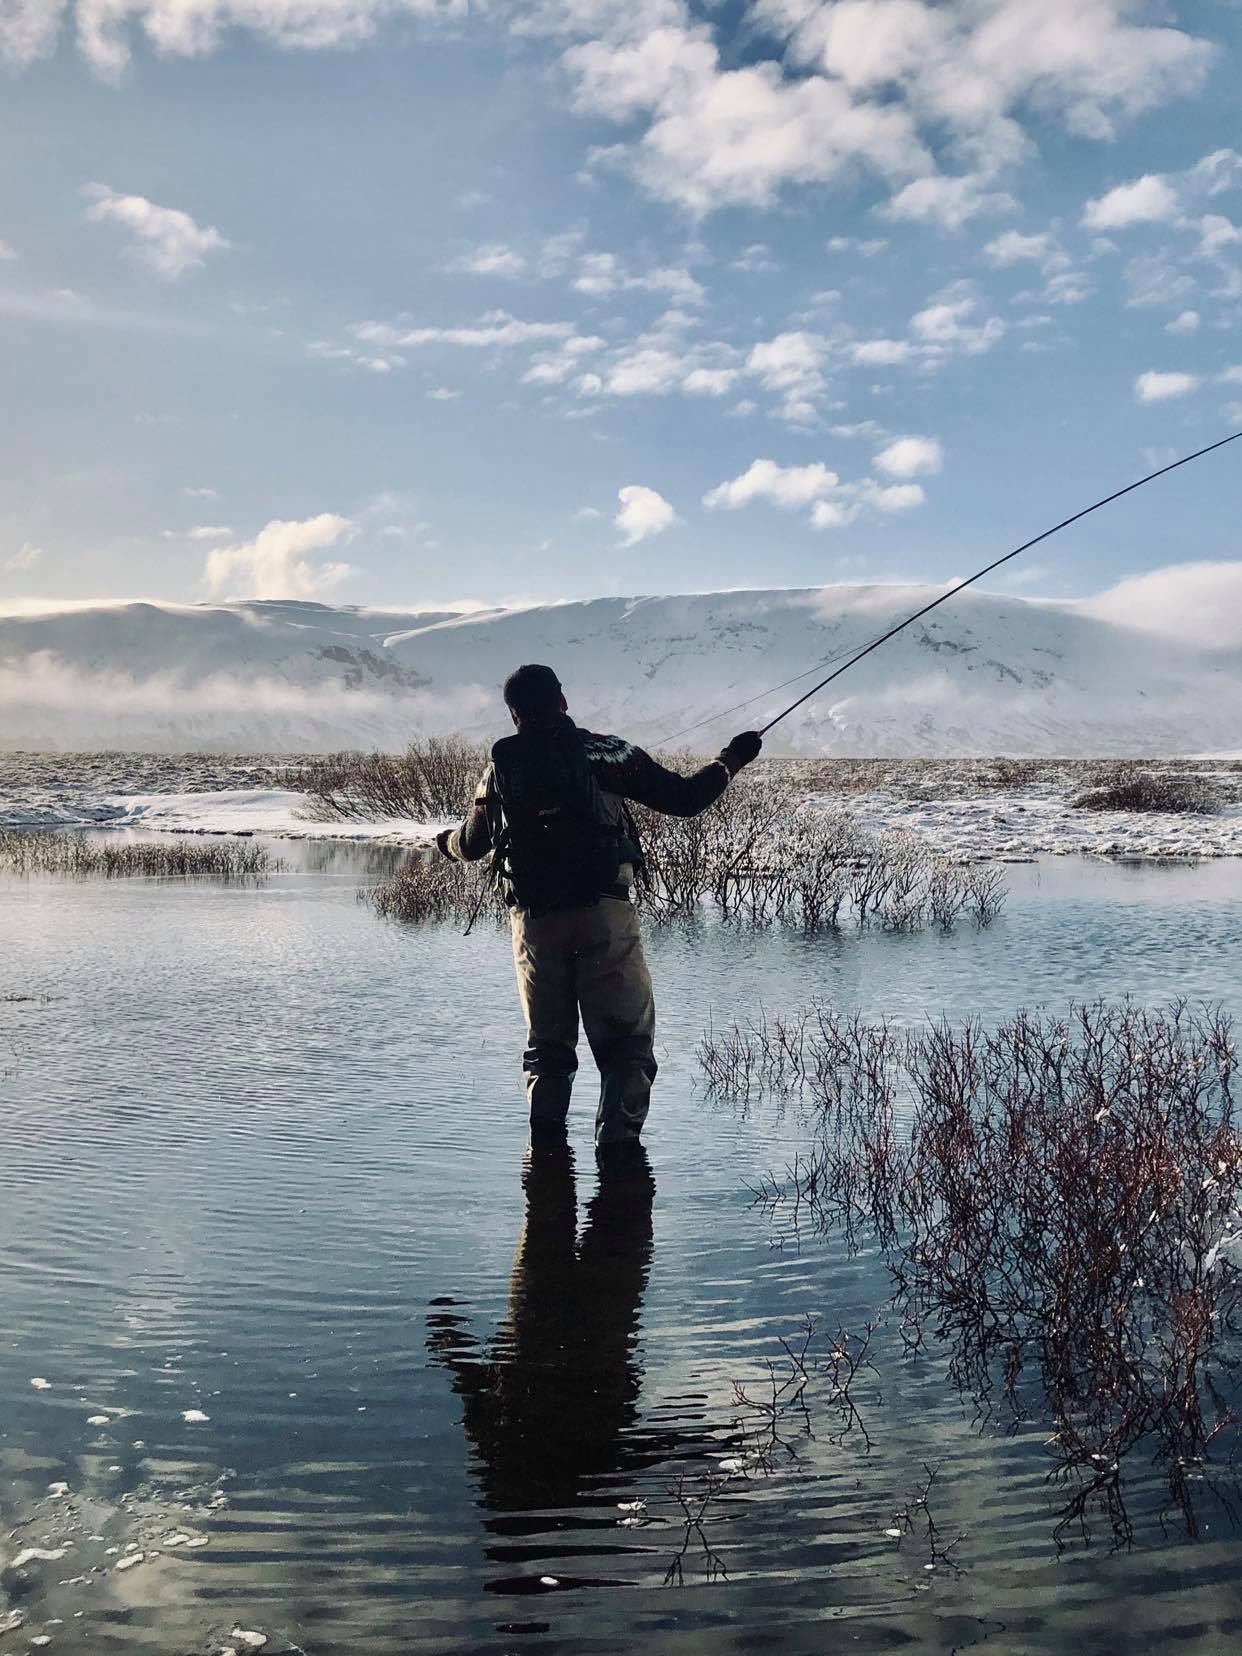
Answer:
365, 778, 1006, 931
702, 1001, 1242, 1544
633, 772, 1004, 929
293, 737, 488, 823
653, 1313, 961, 1586
0, 831, 280, 880
1072, 766, 1222, 815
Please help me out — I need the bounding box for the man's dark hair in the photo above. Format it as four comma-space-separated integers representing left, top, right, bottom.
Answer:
503, 663, 563, 720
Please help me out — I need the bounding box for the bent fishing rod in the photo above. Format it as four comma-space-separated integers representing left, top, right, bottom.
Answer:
664, 430, 1242, 746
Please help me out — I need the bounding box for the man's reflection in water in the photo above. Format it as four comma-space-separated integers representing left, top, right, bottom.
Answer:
429, 1139, 698, 1587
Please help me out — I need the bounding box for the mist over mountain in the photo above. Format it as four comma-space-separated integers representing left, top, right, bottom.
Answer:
1, 586, 1238, 756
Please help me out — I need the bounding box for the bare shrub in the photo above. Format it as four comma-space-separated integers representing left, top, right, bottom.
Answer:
294, 737, 488, 823
0, 831, 279, 880
707, 1000, 1242, 1542
1071, 769, 1222, 814
365, 851, 505, 927
633, 770, 1004, 932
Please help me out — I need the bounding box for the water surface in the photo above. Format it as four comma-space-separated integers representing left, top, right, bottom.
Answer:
2, 848, 1241, 1653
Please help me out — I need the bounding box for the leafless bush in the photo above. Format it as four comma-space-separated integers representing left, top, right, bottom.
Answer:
634, 772, 1005, 932
1071, 769, 1222, 815
708, 1001, 1242, 1543
364, 851, 505, 926
293, 737, 488, 822
0, 831, 279, 880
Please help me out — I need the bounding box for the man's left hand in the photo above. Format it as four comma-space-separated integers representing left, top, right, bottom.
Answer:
435, 828, 453, 858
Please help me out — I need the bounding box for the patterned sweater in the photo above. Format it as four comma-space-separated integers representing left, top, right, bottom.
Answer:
443, 716, 732, 866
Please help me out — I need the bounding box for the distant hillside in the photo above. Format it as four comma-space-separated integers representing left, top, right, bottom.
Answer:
1, 588, 1238, 755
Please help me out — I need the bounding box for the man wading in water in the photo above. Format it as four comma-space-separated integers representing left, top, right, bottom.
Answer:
437, 664, 762, 1151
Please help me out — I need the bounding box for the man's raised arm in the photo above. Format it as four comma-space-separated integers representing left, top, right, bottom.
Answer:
590, 731, 762, 817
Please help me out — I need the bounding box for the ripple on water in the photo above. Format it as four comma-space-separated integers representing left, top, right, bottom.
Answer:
2, 849, 1242, 1651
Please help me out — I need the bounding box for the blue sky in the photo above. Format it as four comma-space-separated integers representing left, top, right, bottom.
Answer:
2, 0, 1241, 612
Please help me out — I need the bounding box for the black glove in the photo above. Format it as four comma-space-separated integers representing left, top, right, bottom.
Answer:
720, 731, 762, 775
435, 828, 453, 859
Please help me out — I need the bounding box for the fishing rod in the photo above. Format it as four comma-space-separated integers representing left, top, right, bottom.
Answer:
664, 431, 1242, 746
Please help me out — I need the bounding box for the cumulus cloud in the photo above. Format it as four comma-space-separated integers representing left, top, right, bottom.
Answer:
745, 331, 829, 424
703, 459, 840, 512
4, 542, 43, 572
448, 243, 528, 277
1082, 148, 1242, 310
551, 0, 1212, 218
1134, 370, 1200, 404
7, 0, 463, 78
1082, 174, 1181, 230
202, 514, 357, 599
614, 484, 678, 545
572, 251, 705, 304
1166, 309, 1201, 335
703, 456, 930, 529
884, 173, 1015, 230
1084, 561, 1242, 649
83, 184, 230, 279
984, 230, 1060, 267
873, 435, 942, 479
909, 281, 1005, 357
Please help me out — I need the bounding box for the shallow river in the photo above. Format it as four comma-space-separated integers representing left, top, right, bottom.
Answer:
2, 846, 1241, 1654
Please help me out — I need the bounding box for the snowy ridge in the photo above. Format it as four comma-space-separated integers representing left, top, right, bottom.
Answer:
1, 587, 1239, 756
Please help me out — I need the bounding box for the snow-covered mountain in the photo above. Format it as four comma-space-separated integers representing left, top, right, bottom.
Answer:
1, 587, 1238, 755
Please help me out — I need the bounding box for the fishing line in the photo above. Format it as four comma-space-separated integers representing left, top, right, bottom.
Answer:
663, 432, 1242, 746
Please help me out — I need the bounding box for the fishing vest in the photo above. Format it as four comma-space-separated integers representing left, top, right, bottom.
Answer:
489, 722, 624, 914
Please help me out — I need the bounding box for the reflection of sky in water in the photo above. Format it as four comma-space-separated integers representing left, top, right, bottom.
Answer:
1, 851, 1240, 1651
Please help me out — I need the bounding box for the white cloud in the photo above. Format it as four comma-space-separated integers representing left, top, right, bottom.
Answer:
184, 486, 219, 499
14, 0, 464, 79
1134, 370, 1200, 404
614, 484, 678, 545
703, 458, 840, 511
572, 251, 705, 303
1166, 309, 1200, 335
448, 243, 528, 277
827, 235, 886, 256
1042, 270, 1092, 306
162, 523, 233, 541
0, 238, 16, 260
703, 457, 930, 528
864, 481, 924, 514
202, 514, 357, 599
83, 184, 230, 279
566, 19, 927, 213
682, 366, 738, 396
909, 281, 1005, 356
884, 173, 1015, 230
746, 331, 829, 424
984, 230, 1059, 267
4, 542, 43, 572
555, 0, 1212, 216
1082, 174, 1181, 230
308, 340, 406, 373
351, 311, 577, 350
1084, 561, 1242, 649
873, 435, 942, 479
427, 385, 461, 399
850, 337, 913, 366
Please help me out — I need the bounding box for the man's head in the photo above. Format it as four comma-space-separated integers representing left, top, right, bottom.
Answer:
503, 663, 567, 727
